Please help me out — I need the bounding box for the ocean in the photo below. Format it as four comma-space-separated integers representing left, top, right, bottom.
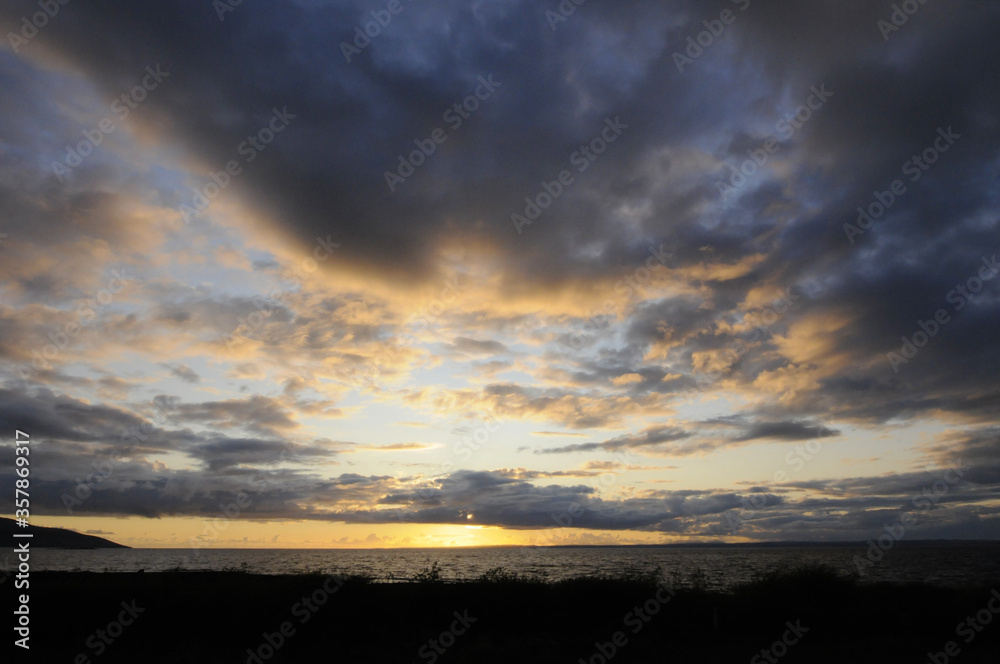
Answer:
10, 543, 1000, 589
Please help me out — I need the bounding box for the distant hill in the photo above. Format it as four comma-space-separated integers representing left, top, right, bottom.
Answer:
0, 518, 128, 548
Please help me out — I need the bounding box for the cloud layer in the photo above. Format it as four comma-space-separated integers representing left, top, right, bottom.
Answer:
1, 0, 998, 544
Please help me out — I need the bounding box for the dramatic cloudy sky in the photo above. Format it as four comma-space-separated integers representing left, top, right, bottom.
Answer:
1, 0, 998, 548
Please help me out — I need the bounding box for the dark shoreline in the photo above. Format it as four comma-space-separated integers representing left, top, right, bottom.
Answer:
10, 567, 1000, 663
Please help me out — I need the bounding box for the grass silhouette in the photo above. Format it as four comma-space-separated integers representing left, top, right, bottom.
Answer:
15, 565, 1000, 663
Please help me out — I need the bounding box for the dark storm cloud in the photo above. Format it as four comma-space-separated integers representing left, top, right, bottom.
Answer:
0, 386, 324, 473
0, 386, 149, 445
722, 459, 1000, 542
625, 296, 719, 353
350, 470, 748, 531
445, 337, 509, 356
704, 417, 840, 442
150, 295, 296, 335
2, 0, 1000, 538
156, 394, 300, 436
710, 4, 1000, 425
933, 427, 1000, 465
164, 363, 200, 383
538, 418, 837, 456
186, 437, 338, 471
4, 422, 996, 537
538, 425, 691, 454
918, 427, 1000, 486
0, 0, 774, 283
2, 0, 997, 424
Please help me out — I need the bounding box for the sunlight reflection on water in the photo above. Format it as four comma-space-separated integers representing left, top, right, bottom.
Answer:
13, 544, 1000, 589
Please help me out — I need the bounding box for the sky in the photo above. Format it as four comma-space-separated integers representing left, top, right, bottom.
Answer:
0, 0, 998, 549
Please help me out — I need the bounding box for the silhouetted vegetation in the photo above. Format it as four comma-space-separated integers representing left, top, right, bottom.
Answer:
11, 566, 999, 663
